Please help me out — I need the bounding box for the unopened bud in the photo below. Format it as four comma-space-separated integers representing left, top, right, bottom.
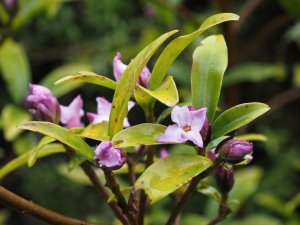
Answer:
215, 166, 234, 195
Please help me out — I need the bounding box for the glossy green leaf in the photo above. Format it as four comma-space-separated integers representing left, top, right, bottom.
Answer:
19, 121, 94, 161
206, 136, 228, 150
73, 122, 110, 141
137, 76, 179, 107
223, 62, 285, 87
108, 30, 177, 137
236, 133, 268, 142
27, 136, 55, 167
150, 13, 239, 90
41, 64, 93, 97
1, 105, 31, 141
0, 143, 65, 180
191, 35, 228, 122
0, 39, 31, 103
135, 155, 213, 203
212, 103, 270, 139
112, 123, 166, 148
54, 71, 116, 92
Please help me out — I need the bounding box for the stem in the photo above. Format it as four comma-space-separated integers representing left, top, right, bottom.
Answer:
166, 165, 217, 225
80, 162, 129, 225
207, 195, 231, 225
0, 185, 103, 225
103, 168, 137, 225
126, 156, 136, 186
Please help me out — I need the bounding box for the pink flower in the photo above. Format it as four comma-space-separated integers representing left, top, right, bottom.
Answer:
87, 97, 135, 127
158, 106, 207, 148
113, 52, 151, 87
60, 95, 84, 128
94, 141, 126, 170
25, 84, 60, 123
160, 149, 169, 158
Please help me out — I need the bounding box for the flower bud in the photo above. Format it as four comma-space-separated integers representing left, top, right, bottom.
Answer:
215, 166, 234, 195
216, 137, 253, 163
2, 0, 17, 13
94, 141, 126, 170
25, 84, 60, 123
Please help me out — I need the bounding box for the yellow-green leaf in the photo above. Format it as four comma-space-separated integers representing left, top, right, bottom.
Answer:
150, 13, 239, 90
108, 30, 178, 137
112, 123, 166, 148
54, 71, 116, 91
19, 121, 94, 161
73, 122, 110, 141
135, 155, 212, 203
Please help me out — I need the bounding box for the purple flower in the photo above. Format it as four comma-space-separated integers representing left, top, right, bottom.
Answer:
113, 52, 151, 87
157, 106, 207, 148
207, 149, 217, 162
215, 166, 234, 195
94, 141, 126, 170
160, 149, 169, 158
87, 97, 135, 127
60, 95, 84, 128
216, 137, 253, 163
25, 84, 60, 123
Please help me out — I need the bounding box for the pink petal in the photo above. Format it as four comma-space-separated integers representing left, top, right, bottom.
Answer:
113, 52, 127, 81
189, 108, 207, 132
183, 130, 203, 148
60, 95, 84, 128
96, 97, 111, 116
171, 106, 193, 128
157, 124, 188, 144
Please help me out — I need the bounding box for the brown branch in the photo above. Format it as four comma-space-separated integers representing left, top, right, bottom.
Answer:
207, 195, 231, 225
0, 185, 103, 225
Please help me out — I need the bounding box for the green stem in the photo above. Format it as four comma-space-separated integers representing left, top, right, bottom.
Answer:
0, 185, 103, 225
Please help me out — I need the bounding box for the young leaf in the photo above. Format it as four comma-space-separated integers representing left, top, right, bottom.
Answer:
191, 35, 228, 122
40, 64, 93, 97
112, 123, 166, 148
0, 39, 31, 103
135, 155, 212, 203
0, 144, 65, 180
136, 76, 179, 107
2, 105, 31, 141
150, 13, 239, 90
212, 103, 270, 139
27, 136, 55, 167
72, 122, 110, 141
54, 71, 116, 91
19, 121, 94, 161
108, 30, 178, 137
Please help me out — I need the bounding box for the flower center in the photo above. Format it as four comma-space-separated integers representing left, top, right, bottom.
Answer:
183, 125, 191, 132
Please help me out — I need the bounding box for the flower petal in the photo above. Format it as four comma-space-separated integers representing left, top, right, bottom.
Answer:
189, 108, 207, 132
183, 130, 203, 148
60, 95, 84, 128
171, 106, 193, 128
113, 52, 127, 81
157, 124, 188, 144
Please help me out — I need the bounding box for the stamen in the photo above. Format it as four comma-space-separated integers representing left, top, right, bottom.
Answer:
183, 126, 191, 132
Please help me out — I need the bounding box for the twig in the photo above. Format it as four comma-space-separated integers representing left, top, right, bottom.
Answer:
0, 185, 103, 225
103, 168, 137, 225
166, 165, 217, 225
80, 162, 129, 225
126, 155, 137, 186
207, 195, 231, 225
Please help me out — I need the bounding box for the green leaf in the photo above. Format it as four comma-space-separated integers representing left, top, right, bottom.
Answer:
27, 136, 55, 167
1, 105, 31, 141
191, 35, 228, 122
206, 136, 228, 150
41, 64, 93, 97
19, 121, 94, 161
150, 13, 239, 90
135, 155, 213, 203
0, 143, 65, 180
0, 39, 31, 103
54, 71, 116, 92
72, 122, 110, 141
108, 30, 177, 137
112, 123, 166, 148
212, 103, 270, 139
198, 183, 222, 202
293, 63, 300, 86
223, 62, 285, 87
136, 76, 179, 107
236, 133, 268, 142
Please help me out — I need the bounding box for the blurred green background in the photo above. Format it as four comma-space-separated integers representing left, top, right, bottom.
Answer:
0, 0, 299, 224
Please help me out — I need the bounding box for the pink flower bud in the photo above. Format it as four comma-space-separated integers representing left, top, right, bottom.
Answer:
25, 84, 60, 123
215, 166, 234, 195
94, 141, 126, 170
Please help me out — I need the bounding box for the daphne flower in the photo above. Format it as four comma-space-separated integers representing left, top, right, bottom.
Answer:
94, 141, 126, 170
113, 52, 151, 87
60, 95, 84, 128
157, 106, 207, 148
25, 84, 60, 123
216, 137, 253, 163
87, 97, 135, 127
